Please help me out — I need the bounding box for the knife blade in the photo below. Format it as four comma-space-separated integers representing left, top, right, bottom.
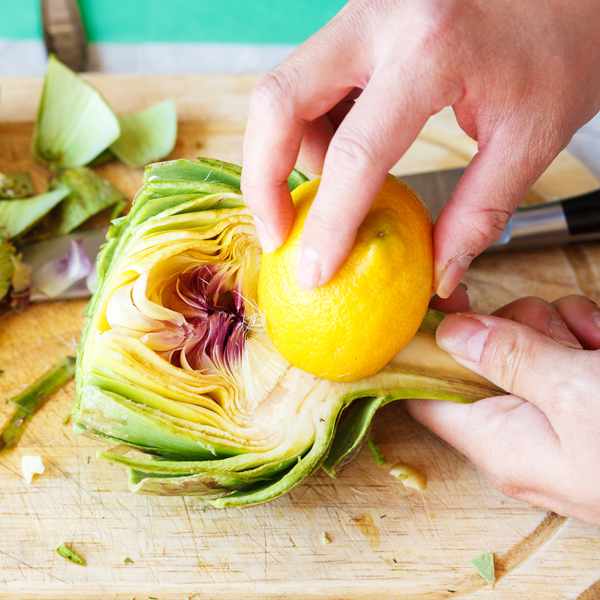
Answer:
20, 167, 600, 302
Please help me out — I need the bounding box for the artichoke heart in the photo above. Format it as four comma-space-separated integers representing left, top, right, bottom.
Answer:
74, 158, 503, 507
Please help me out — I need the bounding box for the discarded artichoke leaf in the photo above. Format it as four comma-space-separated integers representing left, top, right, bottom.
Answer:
110, 99, 177, 169
32, 56, 120, 168
8, 254, 33, 309
49, 168, 126, 237
0, 189, 69, 239
470, 552, 495, 587
25, 168, 125, 241
145, 156, 308, 192
10, 255, 33, 295
0, 171, 34, 199
0, 357, 76, 453
0, 230, 16, 301
0, 230, 32, 307
321, 532, 332, 545
123, 557, 134, 564
56, 542, 86, 566
367, 436, 389, 467
74, 158, 504, 508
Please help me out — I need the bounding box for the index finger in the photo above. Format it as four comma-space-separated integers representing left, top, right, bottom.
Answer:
241, 21, 373, 252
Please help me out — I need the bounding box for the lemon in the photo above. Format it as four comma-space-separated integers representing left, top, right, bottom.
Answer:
258, 174, 433, 382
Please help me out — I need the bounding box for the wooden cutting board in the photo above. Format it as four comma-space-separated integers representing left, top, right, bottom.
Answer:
0, 75, 599, 600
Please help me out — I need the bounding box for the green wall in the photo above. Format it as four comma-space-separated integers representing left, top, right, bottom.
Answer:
0, 0, 346, 44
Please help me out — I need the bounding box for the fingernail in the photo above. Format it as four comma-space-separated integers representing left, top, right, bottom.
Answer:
254, 217, 277, 254
549, 320, 582, 349
297, 247, 321, 291
436, 256, 472, 299
436, 314, 489, 363
593, 312, 600, 331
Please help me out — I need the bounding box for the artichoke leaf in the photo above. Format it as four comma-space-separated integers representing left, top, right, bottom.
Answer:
0, 230, 16, 301
0, 172, 34, 200
145, 157, 308, 192
32, 56, 120, 169
110, 99, 177, 169
24, 168, 126, 241
75, 158, 503, 508
0, 189, 69, 239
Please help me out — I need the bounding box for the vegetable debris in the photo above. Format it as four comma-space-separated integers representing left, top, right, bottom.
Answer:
21, 455, 45, 483
56, 542, 86, 566
32, 55, 120, 169
0, 172, 34, 199
124, 557, 134, 564
470, 552, 495, 587
321, 532, 331, 545
110, 99, 177, 169
389, 462, 427, 491
0, 189, 69, 240
32, 239, 91, 298
0, 357, 76, 453
367, 436, 389, 466
0, 55, 179, 308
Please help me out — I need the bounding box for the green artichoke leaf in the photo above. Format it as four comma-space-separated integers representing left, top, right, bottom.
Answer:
0, 172, 34, 199
322, 397, 383, 477
24, 168, 125, 241
145, 157, 309, 192
75, 158, 504, 508
0, 229, 16, 301
32, 56, 120, 169
0, 189, 69, 239
110, 99, 177, 169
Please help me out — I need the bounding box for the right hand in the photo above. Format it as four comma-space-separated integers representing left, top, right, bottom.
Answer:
241, 0, 600, 296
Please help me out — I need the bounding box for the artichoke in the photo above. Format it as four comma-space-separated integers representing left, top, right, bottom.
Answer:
74, 158, 501, 508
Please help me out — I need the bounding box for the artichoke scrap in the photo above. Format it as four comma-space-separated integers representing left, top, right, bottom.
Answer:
74, 158, 502, 508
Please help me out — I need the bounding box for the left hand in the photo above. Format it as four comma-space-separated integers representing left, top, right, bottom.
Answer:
406, 292, 600, 525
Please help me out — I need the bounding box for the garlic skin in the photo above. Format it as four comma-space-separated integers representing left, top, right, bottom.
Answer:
21, 455, 45, 484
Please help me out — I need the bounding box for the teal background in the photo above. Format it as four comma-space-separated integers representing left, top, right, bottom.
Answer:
0, 0, 346, 44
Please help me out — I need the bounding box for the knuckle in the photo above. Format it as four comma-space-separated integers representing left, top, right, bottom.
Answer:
406, 0, 460, 57
250, 71, 294, 115
472, 205, 513, 243
327, 131, 378, 173
491, 479, 532, 503
483, 327, 532, 392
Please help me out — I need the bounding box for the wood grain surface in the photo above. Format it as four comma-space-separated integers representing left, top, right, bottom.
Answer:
0, 74, 599, 600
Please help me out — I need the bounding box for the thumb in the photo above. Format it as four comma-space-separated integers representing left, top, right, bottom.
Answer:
434, 312, 594, 425
433, 126, 562, 298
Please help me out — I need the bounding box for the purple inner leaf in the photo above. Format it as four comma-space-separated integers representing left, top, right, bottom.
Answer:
171, 265, 248, 371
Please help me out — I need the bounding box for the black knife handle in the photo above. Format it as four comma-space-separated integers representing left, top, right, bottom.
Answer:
561, 189, 600, 235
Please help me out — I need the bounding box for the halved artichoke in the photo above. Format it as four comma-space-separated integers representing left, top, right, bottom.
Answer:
74, 158, 502, 507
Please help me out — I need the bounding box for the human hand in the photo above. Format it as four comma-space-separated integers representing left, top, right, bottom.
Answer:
241, 0, 600, 295
406, 294, 600, 525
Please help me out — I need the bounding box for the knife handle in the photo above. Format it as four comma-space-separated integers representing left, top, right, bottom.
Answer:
488, 189, 600, 252
561, 189, 600, 235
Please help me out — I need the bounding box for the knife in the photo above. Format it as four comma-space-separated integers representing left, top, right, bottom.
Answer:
20, 166, 600, 302
402, 167, 600, 251
41, 0, 87, 72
